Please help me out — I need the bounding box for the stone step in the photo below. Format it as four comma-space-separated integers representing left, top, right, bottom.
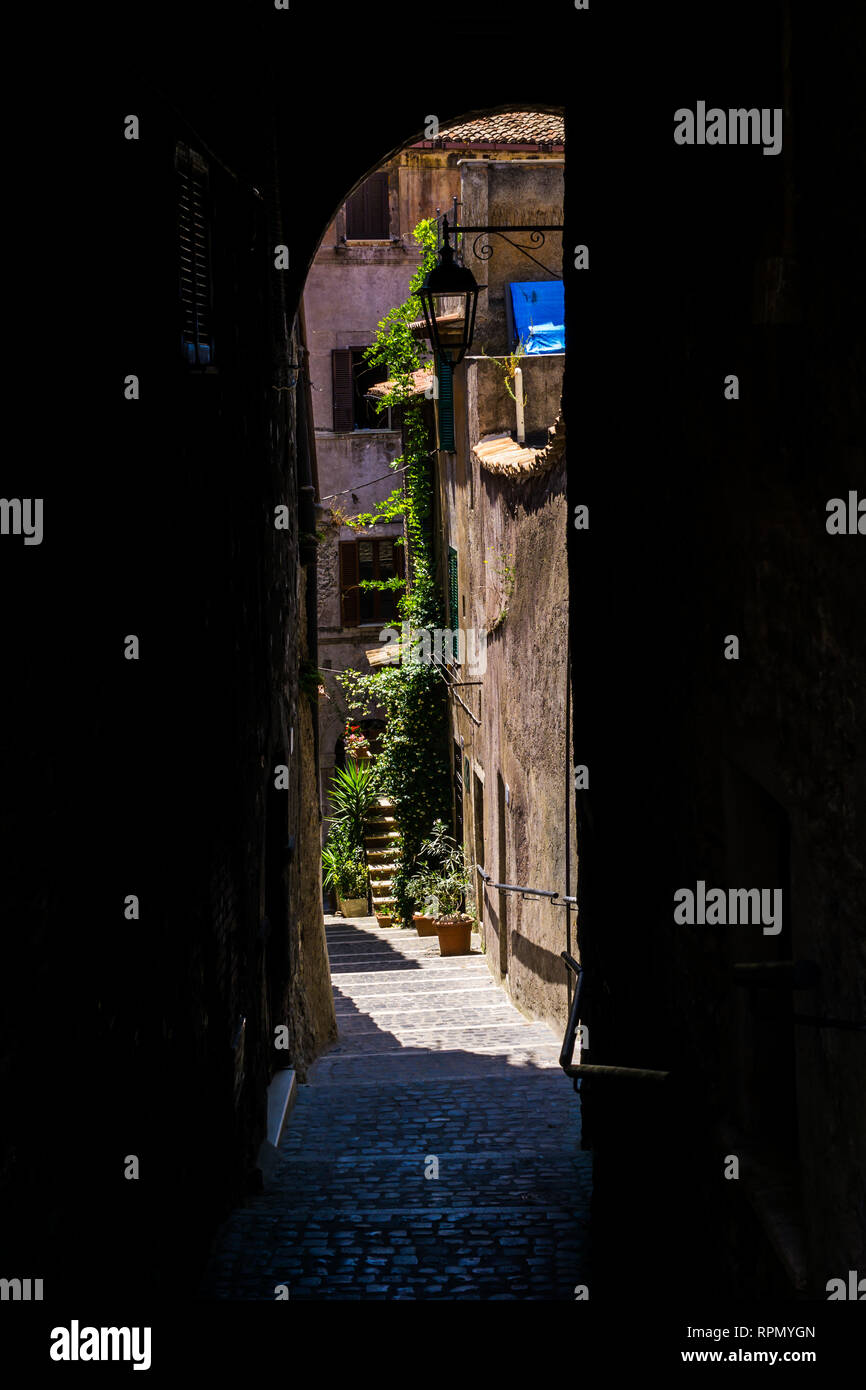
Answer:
365, 830, 399, 843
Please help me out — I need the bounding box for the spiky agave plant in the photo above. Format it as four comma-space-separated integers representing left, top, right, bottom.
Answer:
328, 759, 379, 847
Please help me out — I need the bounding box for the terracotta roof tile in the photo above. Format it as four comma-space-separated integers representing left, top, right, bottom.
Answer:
435, 111, 564, 147
366, 367, 433, 400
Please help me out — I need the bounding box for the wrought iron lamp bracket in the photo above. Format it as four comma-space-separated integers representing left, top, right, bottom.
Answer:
444, 222, 564, 279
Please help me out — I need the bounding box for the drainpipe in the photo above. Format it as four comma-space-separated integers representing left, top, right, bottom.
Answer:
514, 366, 525, 443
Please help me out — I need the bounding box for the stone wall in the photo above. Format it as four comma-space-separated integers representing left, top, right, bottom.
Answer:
307, 141, 568, 830
563, 9, 866, 1301
439, 354, 573, 1032
459, 160, 564, 356
0, 76, 336, 1304
467, 352, 565, 442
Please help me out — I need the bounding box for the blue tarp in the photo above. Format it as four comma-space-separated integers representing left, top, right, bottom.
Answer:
509, 280, 565, 354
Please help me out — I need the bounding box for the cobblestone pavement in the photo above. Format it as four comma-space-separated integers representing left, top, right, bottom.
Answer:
201, 918, 593, 1300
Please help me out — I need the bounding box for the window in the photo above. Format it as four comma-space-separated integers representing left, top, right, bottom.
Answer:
448, 547, 460, 661
176, 143, 214, 366
345, 171, 390, 240
340, 538, 405, 628
331, 348, 395, 431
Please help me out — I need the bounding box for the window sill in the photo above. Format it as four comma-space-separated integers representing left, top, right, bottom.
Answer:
317, 428, 402, 438
340, 623, 399, 635
332, 241, 407, 256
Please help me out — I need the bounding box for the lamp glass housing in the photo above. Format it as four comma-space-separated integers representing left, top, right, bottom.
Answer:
418, 227, 479, 366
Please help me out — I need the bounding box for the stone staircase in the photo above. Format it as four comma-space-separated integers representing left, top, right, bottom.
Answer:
364, 796, 399, 923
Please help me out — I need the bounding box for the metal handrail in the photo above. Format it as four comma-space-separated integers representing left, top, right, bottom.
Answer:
558, 951, 670, 1084
473, 871, 671, 1080
475, 865, 576, 904
491, 880, 558, 899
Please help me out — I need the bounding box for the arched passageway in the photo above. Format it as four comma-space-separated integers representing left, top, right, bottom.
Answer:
203, 108, 591, 1300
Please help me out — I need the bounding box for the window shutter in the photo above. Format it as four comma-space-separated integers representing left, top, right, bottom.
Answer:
345, 172, 390, 239
340, 542, 360, 628
332, 349, 354, 431
437, 359, 455, 451
176, 143, 214, 366
448, 547, 459, 661
372, 171, 390, 237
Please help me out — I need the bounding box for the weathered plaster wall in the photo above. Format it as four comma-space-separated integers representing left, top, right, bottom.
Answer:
459, 159, 564, 356
313, 432, 403, 502
468, 352, 565, 442
440, 355, 573, 1032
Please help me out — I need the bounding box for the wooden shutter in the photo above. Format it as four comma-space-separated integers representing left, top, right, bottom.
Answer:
437, 359, 455, 451
448, 547, 459, 661
340, 542, 360, 628
332, 349, 354, 431
176, 143, 214, 366
454, 741, 464, 850
371, 172, 390, 237
345, 171, 390, 239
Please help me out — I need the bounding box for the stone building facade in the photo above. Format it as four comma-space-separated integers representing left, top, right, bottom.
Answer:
423, 155, 572, 1033
442, 355, 572, 1033
303, 113, 566, 822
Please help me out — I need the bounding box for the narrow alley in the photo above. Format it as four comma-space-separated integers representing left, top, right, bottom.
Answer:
201, 919, 592, 1300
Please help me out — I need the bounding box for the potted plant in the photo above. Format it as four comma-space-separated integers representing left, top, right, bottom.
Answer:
343, 722, 371, 761
322, 823, 369, 918
336, 852, 369, 918
405, 826, 443, 935
321, 761, 380, 918
404, 861, 439, 936
407, 822, 475, 954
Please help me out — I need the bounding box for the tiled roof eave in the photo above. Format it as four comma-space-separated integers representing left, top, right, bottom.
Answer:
472, 414, 565, 479
365, 367, 433, 401
411, 140, 565, 153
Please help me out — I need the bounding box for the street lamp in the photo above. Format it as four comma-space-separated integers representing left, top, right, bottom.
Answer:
417, 216, 480, 366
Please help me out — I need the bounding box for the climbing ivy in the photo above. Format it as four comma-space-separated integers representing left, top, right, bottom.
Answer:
337, 218, 452, 925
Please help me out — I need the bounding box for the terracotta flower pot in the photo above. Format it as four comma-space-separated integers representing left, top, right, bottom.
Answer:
414, 913, 438, 937
375, 913, 393, 927
434, 916, 473, 956
338, 897, 369, 919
